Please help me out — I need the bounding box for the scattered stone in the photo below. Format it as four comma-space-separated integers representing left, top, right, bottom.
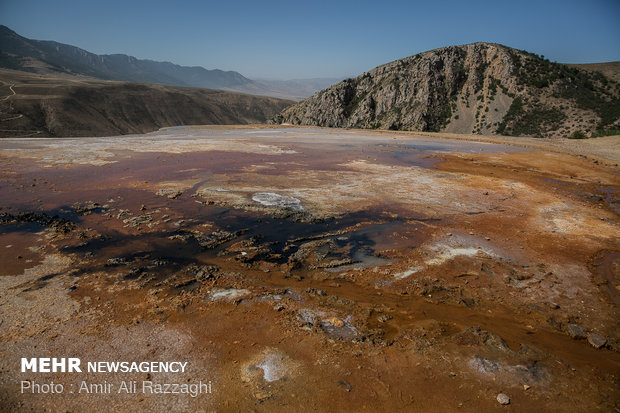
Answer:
338, 380, 352, 392
377, 314, 393, 323
306, 288, 327, 297
157, 188, 183, 199
254, 391, 271, 401
123, 214, 153, 227
496, 393, 510, 405
116, 209, 130, 219
587, 332, 607, 349
523, 384, 530, 391
195, 229, 247, 249
546, 316, 562, 331
106, 257, 128, 266
310, 258, 356, 269
298, 309, 322, 326
566, 323, 587, 340
184, 264, 220, 280
73, 201, 102, 214
323, 317, 344, 327
468, 357, 499, 374
320, 316, 359, 341
273, 303, 286, 312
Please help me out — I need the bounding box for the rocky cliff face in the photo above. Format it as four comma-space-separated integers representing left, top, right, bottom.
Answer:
274, 43, 620, 138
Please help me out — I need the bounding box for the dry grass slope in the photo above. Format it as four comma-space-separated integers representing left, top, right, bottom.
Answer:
0, 69, 293, 138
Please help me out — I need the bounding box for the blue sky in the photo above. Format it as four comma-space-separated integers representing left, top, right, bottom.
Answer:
2, 0, 619, 79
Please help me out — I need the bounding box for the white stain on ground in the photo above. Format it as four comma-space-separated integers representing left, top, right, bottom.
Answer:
397, 236, 498, 276
206, 288, 251, 301
394, 266, 424, 279
256, 352, 288, 382
0, 134, 296, 166
241, 348, 300, 384
426, 247, 488, 265
252, 192, 303, 211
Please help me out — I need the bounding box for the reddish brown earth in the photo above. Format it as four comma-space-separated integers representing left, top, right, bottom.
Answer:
0, 126, 618, 412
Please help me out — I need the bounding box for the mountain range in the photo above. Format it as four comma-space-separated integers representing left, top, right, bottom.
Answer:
274, 43, 620, 138
2, 25, 619, 140
0, 25, 339, 101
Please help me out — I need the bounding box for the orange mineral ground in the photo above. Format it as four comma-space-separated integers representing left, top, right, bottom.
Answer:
0, 126, 618, 412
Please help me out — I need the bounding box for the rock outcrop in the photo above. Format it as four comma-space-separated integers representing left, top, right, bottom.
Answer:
274, 43, 620, 138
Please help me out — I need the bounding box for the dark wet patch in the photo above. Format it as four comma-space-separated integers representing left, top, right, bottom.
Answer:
598, 186, 620, 215
17, 197, 423, 293
2, 144, 431, 290
0, 211, 76, 234
591, 250, 620, 306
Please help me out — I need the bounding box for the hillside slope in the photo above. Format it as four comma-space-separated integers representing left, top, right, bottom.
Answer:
0, 26, 340, 100
0, 69, 293, 138
274, 43, 620, 138
567, 62, 620, 84
0, 25, 254, 90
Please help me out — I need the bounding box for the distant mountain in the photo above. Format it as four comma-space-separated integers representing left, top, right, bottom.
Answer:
0, 25, 339, 100
0, 25, 253, 89
0, 68, 293, 138
274, 43, 620, 138
243, 78, 345, 101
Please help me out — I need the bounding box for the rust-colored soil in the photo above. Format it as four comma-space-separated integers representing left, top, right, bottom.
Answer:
0, 126, 618, 412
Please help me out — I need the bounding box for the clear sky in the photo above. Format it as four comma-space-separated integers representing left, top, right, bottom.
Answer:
1, 0, 619, 80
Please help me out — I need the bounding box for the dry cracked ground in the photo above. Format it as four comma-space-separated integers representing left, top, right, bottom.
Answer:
0, 126, 618, 412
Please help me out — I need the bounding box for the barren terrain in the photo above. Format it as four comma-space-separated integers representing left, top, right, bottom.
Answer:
0, 126, 618, 412
0, 69, 293, 138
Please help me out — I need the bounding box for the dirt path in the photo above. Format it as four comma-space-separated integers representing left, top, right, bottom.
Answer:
1, 84, 16, 101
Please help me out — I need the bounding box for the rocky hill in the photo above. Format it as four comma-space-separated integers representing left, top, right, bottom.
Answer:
273, 43, 620, 138
0, 69, 293, 138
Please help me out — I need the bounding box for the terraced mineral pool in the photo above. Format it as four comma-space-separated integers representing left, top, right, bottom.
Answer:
0, 126, 526, 280
1, 126, 618, 412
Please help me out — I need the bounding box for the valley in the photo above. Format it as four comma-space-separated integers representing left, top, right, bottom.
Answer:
0, 69, 293, 138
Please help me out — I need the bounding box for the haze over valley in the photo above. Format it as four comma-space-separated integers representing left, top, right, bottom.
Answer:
0, 25, 341, 101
